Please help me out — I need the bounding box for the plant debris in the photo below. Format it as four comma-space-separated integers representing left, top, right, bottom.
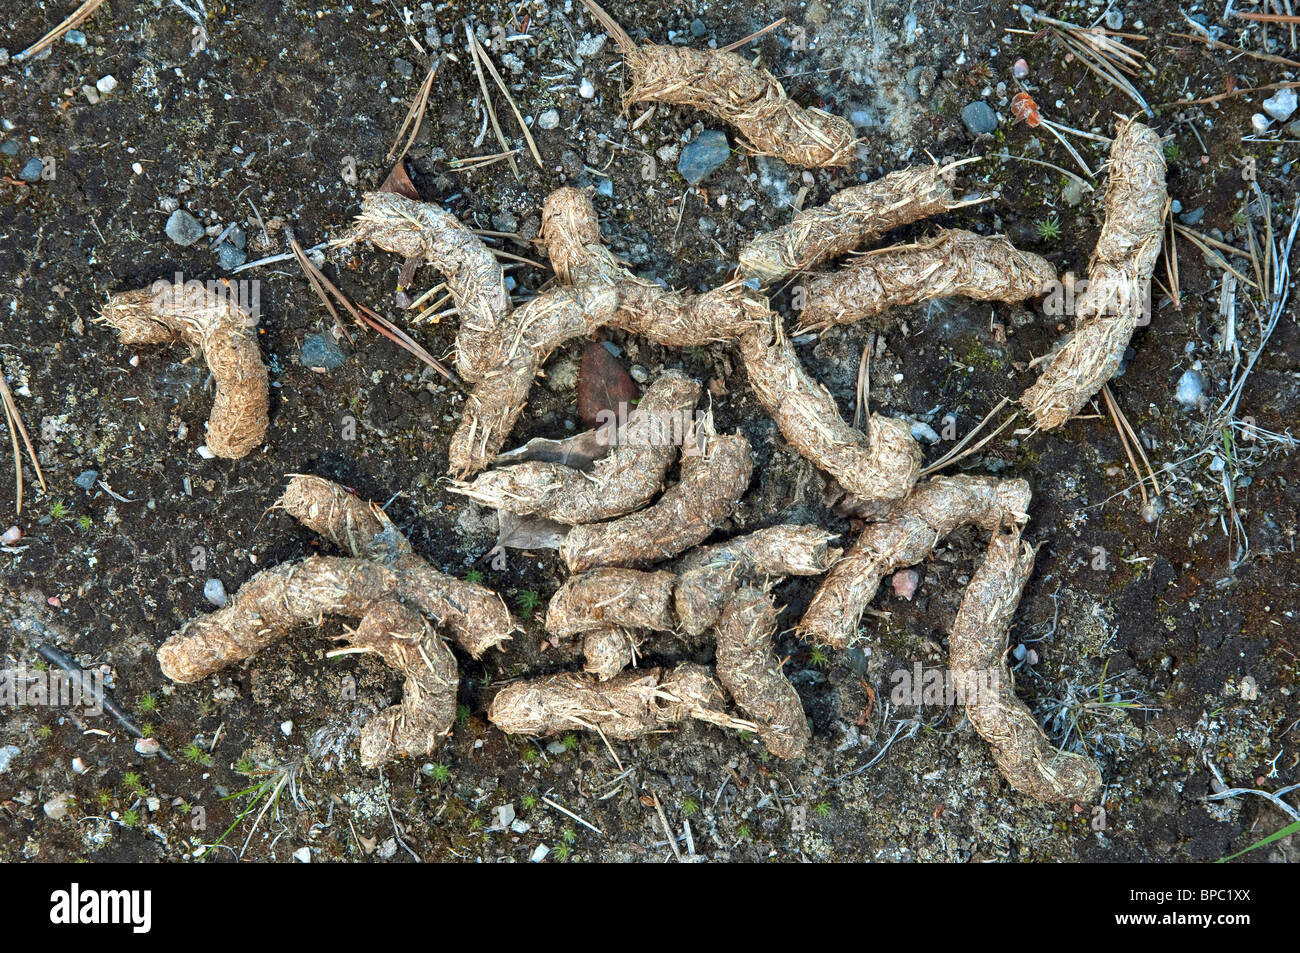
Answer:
1021, 120, 1166, 430
799, 475, 1032, 649
99, 281, 269, 459
582, 0, 855, 167
794, 229, 1057, 334
950, 525, 1103, 802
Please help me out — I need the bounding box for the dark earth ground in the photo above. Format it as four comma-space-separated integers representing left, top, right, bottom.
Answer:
1, 0, 1298, 862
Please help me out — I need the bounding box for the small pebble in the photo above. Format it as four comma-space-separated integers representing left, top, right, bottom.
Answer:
0, 140, 17, 157
1263, 87, 1298, 122
677, 129, 730, 185
65, 30, 87, 46
1175, 369, 1205, 407
44, 794, 72, 821
537, 108, 560, 130
216, 240, 247, 271
134, 737, 161, 757
18, 157, 44, 183
74, 469, 99, 490
909, 420, 941, 444
891, 569, 919, 601
195, 444, 216, 459
1104, 9, 1124, 30
1012, 58, 1029, 79
1178, 207, 1205, 226
0, 526, 20, 545
579, 77, 595, 99
293, 847, 311, 863
204, 578, 228, 607
961, 101, 998, 137
165, 209, 205, 246
281, 720, 294, 736
1251, 113, 1271, 135
71, 757, 88, 774
595, 177, 613, 198
690, 18, 707, 37
95, 74, 118, 96
530, 844, 550, 862
300, 332, 347, 370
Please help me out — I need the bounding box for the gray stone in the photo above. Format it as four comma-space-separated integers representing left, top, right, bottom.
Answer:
393, 57, 414, 79
690, 18, 707, 37
301, 332, 346, 369
537, 108, 560, 130
1178, 207, 1205, 226
0, 140, 16, 157
65, 29, 87, 46
1104, 9, 1124, 30
1062, 178, 1087, 207
165, 209, 205, 246
677, 129, 730, 184
216, 241, 246, 271
1263, 87, 1297, 122
204, 578, 228, 607
74, 470, 99, 490
18, 157, 43, 183
1175, 369, 1205, 407
961, 101, 998, 136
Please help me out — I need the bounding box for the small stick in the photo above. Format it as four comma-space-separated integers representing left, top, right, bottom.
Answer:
652, 793, 683, 862
14, 0, 107, 62
468, 30, 543, 169
542, 795, 607, 837
388, 60, 440, 163
719, 17, 787, 53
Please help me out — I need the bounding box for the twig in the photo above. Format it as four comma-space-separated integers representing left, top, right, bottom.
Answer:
651, 793, 683, 862
0, 373, 46, 515
388, 60, 440, 163
467, 30, 543, 169
14, 0, 107, 63
542, 795, 606, 836
719, 17, 787, 53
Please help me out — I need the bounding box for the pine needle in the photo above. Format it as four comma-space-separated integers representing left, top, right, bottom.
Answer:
14, 0, 107, 63
0, 372, 47, 516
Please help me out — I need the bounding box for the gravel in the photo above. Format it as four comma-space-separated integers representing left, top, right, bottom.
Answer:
677, 129, 730, 185
961, 101, 998, 136
164, 209, 205, 246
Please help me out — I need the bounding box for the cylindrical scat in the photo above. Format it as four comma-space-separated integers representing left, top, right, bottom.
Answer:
157, 556, 397, 683
739, 324, 921, 504
342, 597, 459, 767
795, 229, 1057, 334
278, 474, 513, 657
349, 191, 509, 383
545, 567, 677, 637
609, 282, 770, 345
559, 430, 753, 572
673, 526, 841, 635
738, 164, 958, 284
450, 372, 702, 524
100, 283, 269, 459
582, 626, 640, 680
715, 587, 810, 759
487, 663, 742, 739
626, 45, 856, 168
950, 528, 1102, 803
799, 476, 1032, 649
1021, 120, 1166, 430
447, 284, 617, 477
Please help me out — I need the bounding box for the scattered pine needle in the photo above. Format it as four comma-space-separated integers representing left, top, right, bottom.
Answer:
1235, 11, 1300, 23
465, 23, 520, 179
466, 29, 543, 170
719, 17, 787, 54
0, 371, 47, 516
289, 238, 461, 388
14, 0, 106, 63
387, 60, 440, 163
1169, 32, 1300, 70
920, 398, 1016, 477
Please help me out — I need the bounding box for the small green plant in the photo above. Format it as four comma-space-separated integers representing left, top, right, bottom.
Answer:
521, 793, 538, 810
455, 703, 472, 726
1164, 141, 1181, 162
120, 808, 140, 827
429, 762, 451, 783
737, 823, 752, 840
1035, 215, 1061, 242
687, 345, 709, 363
177, 801, 193, 815
140, 723, 155, 738
521, 747, 538, 763
48, 500, 68, 520
809, 647, 829, 668
469, 816, 482, 831
553, 842, 573, 861
122, 772, 145, 796
813, 799, 832, 818
561, 826, 576, 845
137, 693, 158, 714
515, 589, 542, 619
183, 742, 209, 765
36, 724, 53, 740
233, 756, 255, 775
95, 790, 112, 809
464, 568, 484, 584
561, 733, 578, 752
76, 514, 92, 530
681, 797, 699, 817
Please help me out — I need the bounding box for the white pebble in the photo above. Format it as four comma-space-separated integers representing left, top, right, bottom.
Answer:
203, 578, 227, 607
1263, 87, 1298, 122
530, 844, 550, 862
293, 846, 311, 863
134, 737, 161, 757
1251, 113, 1271, 135
280, 720, 294, 736
71, 757, 88, 774
195, 444, 216, 459
1, 525, 20, 545
95, 74, 118, 95
44, 793, 72, 821
579, 77, 595, 99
